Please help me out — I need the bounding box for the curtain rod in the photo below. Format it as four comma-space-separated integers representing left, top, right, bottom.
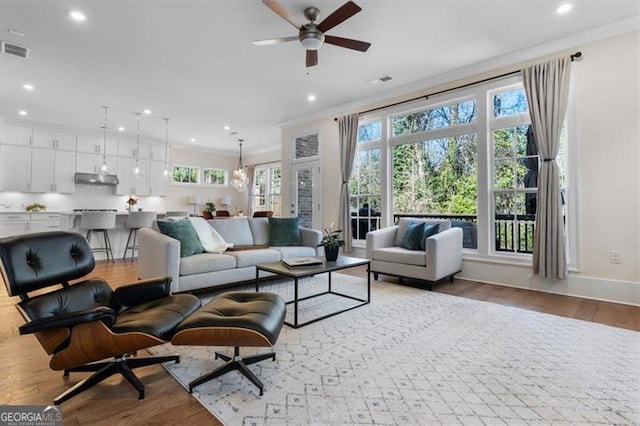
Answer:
334, 51, 582, 121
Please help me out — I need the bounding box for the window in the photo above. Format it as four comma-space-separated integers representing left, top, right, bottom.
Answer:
253, 162, 281, 216
352, 77, 573, 262
203, 168, 226, 185
172, 165, 199, 184
294, 133, 319, 160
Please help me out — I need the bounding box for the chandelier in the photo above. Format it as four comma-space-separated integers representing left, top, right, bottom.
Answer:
231, 139, 249, 192
99, 106, 110, 175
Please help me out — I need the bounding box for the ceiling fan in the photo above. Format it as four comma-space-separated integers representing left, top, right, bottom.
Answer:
253, 0, 371, 68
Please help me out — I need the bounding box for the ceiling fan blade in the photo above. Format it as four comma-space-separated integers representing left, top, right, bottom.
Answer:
324, 35, 371, 52
252, 36, 299, 46
316, 1, 362, 33
262, 0, 302, 30
306, 50, 318, 67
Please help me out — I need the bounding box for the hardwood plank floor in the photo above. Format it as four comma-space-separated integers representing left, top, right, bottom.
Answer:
1, 260, 638, 425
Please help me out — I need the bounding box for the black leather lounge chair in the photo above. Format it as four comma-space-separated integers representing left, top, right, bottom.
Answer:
0, 231, 201, 405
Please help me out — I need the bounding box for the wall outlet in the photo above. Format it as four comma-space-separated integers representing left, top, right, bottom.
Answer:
609, 250, 622, 264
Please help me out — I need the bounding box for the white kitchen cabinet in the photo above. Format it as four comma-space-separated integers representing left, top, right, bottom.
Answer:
116, 157, 149, 196
118, 139, 150, 159
0, 213, 30, 237
77, 134, 117, 155
76, 152, 117, 174
149, 143, 167, 161
0, 145, 32, 191
30, 213, 61, 233
149, 160, 168, 196
0, 124, 32, 146
32, 129, 76, 151
30, 149, 76, 193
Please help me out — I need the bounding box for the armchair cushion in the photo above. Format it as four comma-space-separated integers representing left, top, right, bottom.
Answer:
400, 222, 425, 250
372, 246, 426, 266
419, 224, 440, 250
113, 277, 172, 309
157, 219, 204, 258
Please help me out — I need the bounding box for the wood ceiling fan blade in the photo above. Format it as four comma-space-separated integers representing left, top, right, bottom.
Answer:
262, 0, 302, 30
324, 35, 371, 52
316, 1, 362, 33
252, 36, 299, 46
306, 50, 318, 67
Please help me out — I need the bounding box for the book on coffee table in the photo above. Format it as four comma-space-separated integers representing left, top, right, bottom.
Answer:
281, 257, 323, 268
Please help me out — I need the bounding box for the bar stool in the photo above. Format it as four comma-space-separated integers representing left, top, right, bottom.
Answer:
123, 211, 157, 261
80, 211, 116, 263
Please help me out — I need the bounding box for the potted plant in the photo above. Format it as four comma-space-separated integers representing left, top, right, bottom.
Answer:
317, 222, 344, 261
25, 203, 47, 212
202, 202, 216, 219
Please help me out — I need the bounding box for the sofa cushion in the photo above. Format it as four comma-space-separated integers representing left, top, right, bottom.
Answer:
400, 222, 425, 250
419, 224, 440, 250
394, 218, 451, 246
157, 219, 204, 258
268, 217, 302, 246
271, 246, 318, 258
208, 218, 254, 246
227, 248, 281, 268
180, 253, 236, 276
372, 247, 426, 267
248, 217, 270, 246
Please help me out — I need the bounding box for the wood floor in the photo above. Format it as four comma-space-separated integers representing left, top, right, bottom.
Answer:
1, 260, 638, 425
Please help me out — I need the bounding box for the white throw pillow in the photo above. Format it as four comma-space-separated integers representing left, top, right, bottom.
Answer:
188, 217, 233, 253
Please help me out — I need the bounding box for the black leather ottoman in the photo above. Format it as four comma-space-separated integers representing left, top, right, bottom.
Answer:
171, 292, 285, 395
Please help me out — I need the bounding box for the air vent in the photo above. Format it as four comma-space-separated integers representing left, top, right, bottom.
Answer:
367, 75, 392, 85
1, 41, 29, 58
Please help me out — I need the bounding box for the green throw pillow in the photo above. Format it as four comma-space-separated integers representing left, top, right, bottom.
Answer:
157, 218, 204, 258
419, 224, 440, 250
400, 222, 425, 250
268, 217, 302, 246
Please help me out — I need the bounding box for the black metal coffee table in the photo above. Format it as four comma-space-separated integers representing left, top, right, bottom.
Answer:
255, 256, 370, 328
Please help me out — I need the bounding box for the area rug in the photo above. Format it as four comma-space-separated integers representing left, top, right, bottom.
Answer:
150, 274, 639, 425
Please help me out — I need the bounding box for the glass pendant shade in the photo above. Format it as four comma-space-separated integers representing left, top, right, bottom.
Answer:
99, 106, 110, 175
231, 140, 249, 192
134, 112, 141, 175
163, 118, 170, 179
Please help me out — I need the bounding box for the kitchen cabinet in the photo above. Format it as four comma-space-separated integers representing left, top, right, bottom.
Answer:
0, 213, 61, 237
149, 143, 166, 161
0, 145, 31, 191
75, 152, 117, 175
32, 129, 76, 151
149, 160, 168, 196
116, 157, 149, 196
30, 149, 75, 193
118, 139, 150, 159
77, 134, 117, 155
0, 123, 32, 146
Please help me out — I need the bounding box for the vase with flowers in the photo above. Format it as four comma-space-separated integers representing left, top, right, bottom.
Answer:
316, 222, 344, 261
126, 196, 137, 212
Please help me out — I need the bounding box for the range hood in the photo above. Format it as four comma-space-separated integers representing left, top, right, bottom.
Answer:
74, 173, 119, 185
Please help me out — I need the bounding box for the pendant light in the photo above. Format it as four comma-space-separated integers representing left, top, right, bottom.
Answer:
99, 106, 110, 175
134, 112, 141, 175
163, 117, 170, 178
231, 139, 249, 192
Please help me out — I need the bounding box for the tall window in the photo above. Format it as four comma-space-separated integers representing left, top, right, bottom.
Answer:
352, 77, 572, 262
253, 162, 281, 216
349, 121, 382, 240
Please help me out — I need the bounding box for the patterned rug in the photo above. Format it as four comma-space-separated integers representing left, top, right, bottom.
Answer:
150, 274, 639, 425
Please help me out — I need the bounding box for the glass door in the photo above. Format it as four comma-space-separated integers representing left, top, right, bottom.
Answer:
291, 161, 320, 229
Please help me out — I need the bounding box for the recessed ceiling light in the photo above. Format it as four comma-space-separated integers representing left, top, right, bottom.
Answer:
23, 83, 34, 91
143, 109, 152, 115
307, 94, 316, 102
190, 138, 196, 143
223, 125, 230, 131
69, 10, 87, 22
118, 126, 125, 132
18, 110, 28, 116
556, 3, 573, 14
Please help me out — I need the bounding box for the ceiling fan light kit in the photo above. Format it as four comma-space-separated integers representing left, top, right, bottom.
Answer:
255, 0, 371, 67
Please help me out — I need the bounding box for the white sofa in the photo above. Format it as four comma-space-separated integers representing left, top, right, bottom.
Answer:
366, 218, 463, 290
138, 217, 322, 293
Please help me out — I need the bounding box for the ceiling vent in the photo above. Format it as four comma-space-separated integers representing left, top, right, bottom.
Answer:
1, 41, 29, 59
367, 75, 392, 85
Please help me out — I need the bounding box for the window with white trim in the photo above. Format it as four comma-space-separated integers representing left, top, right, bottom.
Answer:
253, 162, 281, 216
172, 165, 200, 184
203, 168, 227, 185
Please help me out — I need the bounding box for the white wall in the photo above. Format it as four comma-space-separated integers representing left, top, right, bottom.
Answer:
280, 30, 640, 305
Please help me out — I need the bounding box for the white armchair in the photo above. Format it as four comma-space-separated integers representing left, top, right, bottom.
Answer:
366, 218, 463, 290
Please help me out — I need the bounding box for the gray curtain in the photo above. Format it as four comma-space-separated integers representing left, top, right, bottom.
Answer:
245, 164, 255, 215
522, 56, 572, 279
337, 113, 359, 252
